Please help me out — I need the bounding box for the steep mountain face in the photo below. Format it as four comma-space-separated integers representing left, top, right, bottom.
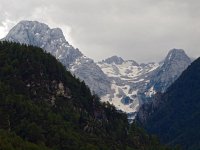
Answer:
137, 57, 200, 150
102, 55, 125, 65
2, 20, 191, 118
2, 20, 111, 96
2, 20, 82, 66
70, 56, 111, 96
0, 42, 174, 150
146, 49, 192, 93
98, 59, 159, 116
98, 49, 191, 118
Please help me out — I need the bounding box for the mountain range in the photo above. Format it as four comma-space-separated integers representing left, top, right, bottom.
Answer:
1, 20, 199, 150
98, 49, 191, 119
2, 20, 192, 118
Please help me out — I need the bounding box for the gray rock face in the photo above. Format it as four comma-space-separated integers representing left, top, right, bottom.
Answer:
3, 20, 82, 67
98, 50, 191, 119
146, 49, 192, 93
70, 56, 111, 96
102, 56, 124, 65
3, 20, 111, 96
98, 58, 160, 115
2, 20, 192, 119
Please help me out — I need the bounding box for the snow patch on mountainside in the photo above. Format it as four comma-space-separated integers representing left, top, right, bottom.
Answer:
98, 59, 160, 117
98, 51, 191, 118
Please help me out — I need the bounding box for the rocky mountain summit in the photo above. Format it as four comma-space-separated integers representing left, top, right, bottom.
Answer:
2, 20, 192, 118
2, 20, 82, 67
146, 49, 192, 93
2, 20, 111, 96
102, 55, 125, 65
98, 49, 191, 119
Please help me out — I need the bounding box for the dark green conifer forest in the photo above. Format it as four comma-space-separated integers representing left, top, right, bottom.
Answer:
0, 41, 177, 150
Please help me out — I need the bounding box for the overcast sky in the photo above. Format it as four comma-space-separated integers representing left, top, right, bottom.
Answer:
0, 0, 200, 62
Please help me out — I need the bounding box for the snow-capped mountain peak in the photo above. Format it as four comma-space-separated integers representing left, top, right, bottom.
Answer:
2, 20, 192, 120
2, 20, 111, 96
98, 49, 191, 119
4, 20, 65, 44
3, 20, 82, 67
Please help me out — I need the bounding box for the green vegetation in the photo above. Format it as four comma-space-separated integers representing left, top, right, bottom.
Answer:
0, 41, 176, 150
140, 57, 200, 150
0, 129, 51, 150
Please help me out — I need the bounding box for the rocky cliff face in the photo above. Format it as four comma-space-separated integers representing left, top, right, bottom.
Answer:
98, 49, 191, 119
70, 56, 111, 96
102, 56, 125, 65
2, 20, 111, 96
137, 49, 192, 123
145, 49, 192, 93
2, 20, 192, 118
98, 58, 159, 117
2, 20, 82, 67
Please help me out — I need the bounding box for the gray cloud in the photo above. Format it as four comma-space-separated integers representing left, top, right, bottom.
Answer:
0, 0, 200, 62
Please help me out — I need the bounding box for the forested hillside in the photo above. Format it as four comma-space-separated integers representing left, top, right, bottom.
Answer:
0, 41, 176, 150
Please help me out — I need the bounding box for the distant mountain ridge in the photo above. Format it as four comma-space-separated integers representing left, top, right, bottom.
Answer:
102, 55, 125, 65
2, 20, 192, 117
137, 57, 200, 150
98, 49, 191, 119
